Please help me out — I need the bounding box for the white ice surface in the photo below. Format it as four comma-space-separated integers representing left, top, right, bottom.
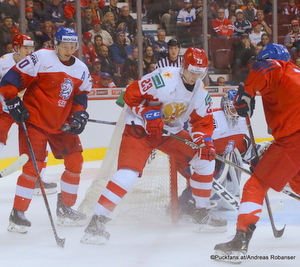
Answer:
0, 161, 300, 267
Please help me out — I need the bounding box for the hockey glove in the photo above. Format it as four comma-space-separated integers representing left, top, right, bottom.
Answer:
142, 109, 164, 137
194, 134, 216, 161
233, 83, 255, 118
5, 97, 29, 123
67, 110, 89, 135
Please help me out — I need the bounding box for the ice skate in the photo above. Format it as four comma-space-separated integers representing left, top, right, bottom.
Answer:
81, 215, 111, 245
192, 206, 227, 233
56, 193, 87, 226
178, 186, 196, 217
34, 179, 58, 196
213, 224, 256, 264
7, 209, 31, 234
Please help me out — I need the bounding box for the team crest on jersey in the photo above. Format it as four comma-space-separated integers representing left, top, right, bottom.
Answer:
60, 78, 74, 100
151, 74, 165, 89
162, 102, 187, 124
162, 71, 172, 78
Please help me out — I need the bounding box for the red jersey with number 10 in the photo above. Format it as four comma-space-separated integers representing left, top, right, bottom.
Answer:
0, 49, 92, 134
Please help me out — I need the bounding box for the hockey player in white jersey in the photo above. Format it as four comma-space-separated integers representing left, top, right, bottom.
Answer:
0, 27, 92, 233
0, 34, 57, 194
178, 89, 271, 213
81, 47, 227, 245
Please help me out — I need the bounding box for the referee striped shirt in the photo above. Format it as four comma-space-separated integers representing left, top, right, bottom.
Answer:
155, 56, 183, 69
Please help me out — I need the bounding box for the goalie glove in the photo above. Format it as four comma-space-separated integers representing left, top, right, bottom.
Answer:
142, 107, 164, 137
193, 134, 216, 161
5, 97, 29, 123
63, 111, 89, 135
233, 83, 255, 118
242, 141, 272, 164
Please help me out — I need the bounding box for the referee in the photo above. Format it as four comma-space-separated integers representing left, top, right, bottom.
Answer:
155, 39, 182, 68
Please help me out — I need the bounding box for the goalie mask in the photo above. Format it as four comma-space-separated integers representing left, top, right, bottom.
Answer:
221, 89, 239, 128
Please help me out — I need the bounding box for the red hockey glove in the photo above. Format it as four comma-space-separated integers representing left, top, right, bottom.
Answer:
5, 97, 29, 123
233, 83, 255, 118
202, 136, 216, 161
142, 109, 164, 137
193, 134, 216, 161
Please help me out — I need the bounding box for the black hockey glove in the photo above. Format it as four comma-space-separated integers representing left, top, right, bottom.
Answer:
5, 97, 29, 123
233, 83, 255, 117
67, 110, 89, 135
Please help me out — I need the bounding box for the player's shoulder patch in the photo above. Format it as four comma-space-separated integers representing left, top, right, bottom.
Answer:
205, 93, 212, 105
151, 73, 165, 89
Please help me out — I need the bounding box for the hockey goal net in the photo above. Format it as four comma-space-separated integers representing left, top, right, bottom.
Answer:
78, 106, 187, 224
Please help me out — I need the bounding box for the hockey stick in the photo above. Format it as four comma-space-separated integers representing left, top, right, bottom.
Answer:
21, 122, 65, 248
164, 129, 300, 201
0, 154, 29, 178
163, 129, 240, 210
162, 129, 250, 173
245, 116, 285, 238
88, 119, 117, 125
163, 129, 286, 213
282, 189, 300, 201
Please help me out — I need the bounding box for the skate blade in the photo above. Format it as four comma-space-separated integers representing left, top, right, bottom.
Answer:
7, 222, 29, 234
80, 233, 109, 245
213, 250, 244, 264
57, 217, 87, 227
194, 225, 227, 233
34, 187, 58, 196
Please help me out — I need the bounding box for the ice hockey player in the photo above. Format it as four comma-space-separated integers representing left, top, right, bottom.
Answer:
214, 43, 300, 263
0, 27, 92, 233
0, 34, 57, 194
81, 47, 227, 245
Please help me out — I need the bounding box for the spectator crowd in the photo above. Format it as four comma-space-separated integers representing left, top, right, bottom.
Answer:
1, 0, 300, 87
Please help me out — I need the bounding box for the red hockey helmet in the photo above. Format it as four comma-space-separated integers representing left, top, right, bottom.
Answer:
13, 34, 34, 47
182, 47, 208, 80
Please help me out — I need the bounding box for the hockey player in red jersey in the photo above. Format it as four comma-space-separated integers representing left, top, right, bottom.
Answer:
0, 34, 34, 153
214, 43, 300, 263
0, 34, 58, 194
0, 27, 92, 233
81, 47, 227, 245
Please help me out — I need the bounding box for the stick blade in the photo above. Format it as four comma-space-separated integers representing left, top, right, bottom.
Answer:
56, 237, 66, 248
0, 154, 29, 178
274, 224, 286, 238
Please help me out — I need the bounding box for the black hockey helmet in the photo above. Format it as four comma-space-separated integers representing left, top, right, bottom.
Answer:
168, 38, 180, 48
